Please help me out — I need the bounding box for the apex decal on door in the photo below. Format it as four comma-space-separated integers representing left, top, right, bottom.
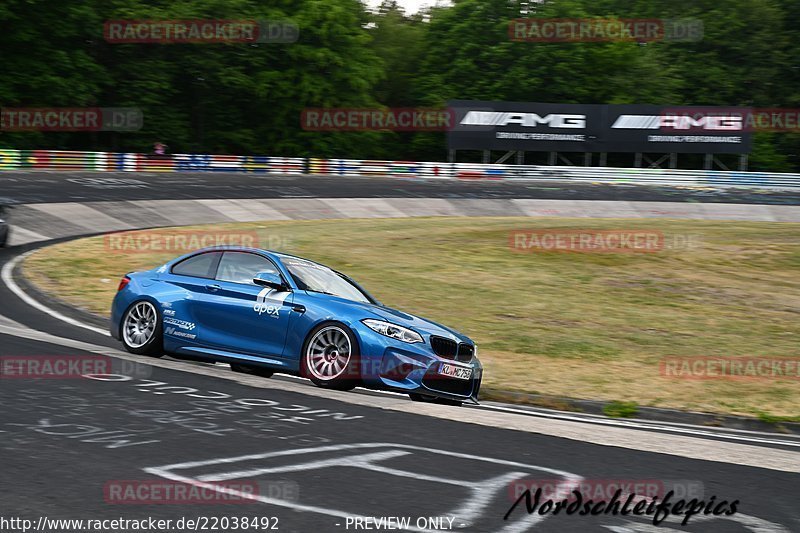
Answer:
254, 288, 289, 318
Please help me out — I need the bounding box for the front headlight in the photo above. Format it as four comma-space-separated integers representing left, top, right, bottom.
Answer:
362, 319, 423, 344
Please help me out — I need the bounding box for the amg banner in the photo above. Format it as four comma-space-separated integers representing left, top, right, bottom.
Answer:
447, 100, 752, 154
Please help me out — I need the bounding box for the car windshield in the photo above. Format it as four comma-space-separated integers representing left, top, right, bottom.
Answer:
279, 255, 372, 304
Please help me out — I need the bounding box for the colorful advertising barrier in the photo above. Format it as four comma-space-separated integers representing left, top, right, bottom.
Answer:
1, 150, 799, 190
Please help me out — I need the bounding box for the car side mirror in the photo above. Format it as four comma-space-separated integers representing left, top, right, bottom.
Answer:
253, 271, 288, 291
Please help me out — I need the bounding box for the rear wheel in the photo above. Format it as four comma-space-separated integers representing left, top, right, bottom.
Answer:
121, 300, 164, 357
301, 323, 360, 390
230, 363, 274, 378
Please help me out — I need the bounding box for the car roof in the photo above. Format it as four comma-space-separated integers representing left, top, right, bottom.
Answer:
181, 245, 378, 303
186, 246, 328, 268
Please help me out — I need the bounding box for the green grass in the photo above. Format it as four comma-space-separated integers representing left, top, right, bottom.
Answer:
23, 217, 800, 418
603, 401, 639, 418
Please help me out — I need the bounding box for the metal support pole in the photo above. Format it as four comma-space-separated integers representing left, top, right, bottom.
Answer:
740, 154, 748, 171
704, 154, 713, 170
496, 151, 515, 164
482, 150, 490, 164
516, 151, 524, 165
448, 149, 455, 163
599, 153, 607, 167
670, 153, 677, 169
634, 153, 642, 168
584, 152, 592, 166
549, 152, 557, 165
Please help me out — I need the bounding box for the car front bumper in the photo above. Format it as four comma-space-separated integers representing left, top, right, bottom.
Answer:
355, 326, 483, 402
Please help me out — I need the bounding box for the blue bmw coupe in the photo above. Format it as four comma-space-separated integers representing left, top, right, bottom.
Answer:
111, 247, 482, 404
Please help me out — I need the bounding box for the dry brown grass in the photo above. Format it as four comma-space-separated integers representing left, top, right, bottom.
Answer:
24, 217, 800, 419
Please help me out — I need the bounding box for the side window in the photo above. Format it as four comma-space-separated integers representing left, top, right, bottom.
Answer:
216, 252, 278, 285
171, 252, 221, 279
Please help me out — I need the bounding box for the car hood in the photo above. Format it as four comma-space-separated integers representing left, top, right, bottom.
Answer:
349, 300, 472, 344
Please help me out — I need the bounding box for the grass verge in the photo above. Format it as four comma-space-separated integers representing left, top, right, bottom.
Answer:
23, 216, 800, 418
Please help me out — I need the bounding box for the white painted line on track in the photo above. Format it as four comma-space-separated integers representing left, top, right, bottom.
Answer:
479, 401, 800, 440
1, 250, 109, 336
476, 403, 800, 449
3, 246, 800, 458
1, 309, 800, 472
145, 443, 583, 533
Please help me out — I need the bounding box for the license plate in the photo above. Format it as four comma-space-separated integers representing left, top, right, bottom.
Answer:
439, 363, 472, 380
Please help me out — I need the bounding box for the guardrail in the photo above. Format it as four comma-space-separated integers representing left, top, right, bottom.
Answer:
2, 149, 800, 190
0, 150, 305, 174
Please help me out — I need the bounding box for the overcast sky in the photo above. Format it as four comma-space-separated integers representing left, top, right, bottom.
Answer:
365, 0, 451, 15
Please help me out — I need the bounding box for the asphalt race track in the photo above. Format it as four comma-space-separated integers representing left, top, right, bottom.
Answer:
2, 170, 800, 205
1, 172, 799, 533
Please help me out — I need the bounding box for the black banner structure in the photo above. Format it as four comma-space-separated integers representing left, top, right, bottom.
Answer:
448, 100, 752, 154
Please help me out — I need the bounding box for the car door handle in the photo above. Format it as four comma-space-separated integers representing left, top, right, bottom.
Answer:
291, 305, 306, 313
205, 284, 221, 292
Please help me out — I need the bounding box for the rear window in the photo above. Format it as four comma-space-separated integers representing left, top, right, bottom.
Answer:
170, 252, 221, 279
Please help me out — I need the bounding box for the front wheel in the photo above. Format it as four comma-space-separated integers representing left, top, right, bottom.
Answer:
301, 323, 360, 391
121, 300, 164, 357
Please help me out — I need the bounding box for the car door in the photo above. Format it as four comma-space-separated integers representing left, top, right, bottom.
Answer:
160, 251, 223, 347
192, 251, 295, 358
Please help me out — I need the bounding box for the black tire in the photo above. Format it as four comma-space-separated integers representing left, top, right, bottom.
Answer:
409, 393, 462, 406
300, 322, 360, 391
230, 363, 274, 378
120, 300, 164, 357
